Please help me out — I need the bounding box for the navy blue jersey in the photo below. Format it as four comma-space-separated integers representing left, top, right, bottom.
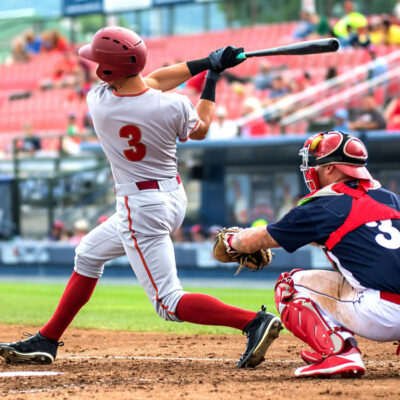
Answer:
267, 183, 400, 294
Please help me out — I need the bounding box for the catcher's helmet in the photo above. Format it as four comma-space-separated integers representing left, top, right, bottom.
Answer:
78, 26, 147, 82
299, 131, 373, 191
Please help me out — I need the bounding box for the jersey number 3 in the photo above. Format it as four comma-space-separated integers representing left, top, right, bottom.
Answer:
119, 124, 146, 162
366, 220, 400, 249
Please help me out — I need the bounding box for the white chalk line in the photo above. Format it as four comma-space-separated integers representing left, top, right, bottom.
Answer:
0, 371, 63, 378
1, 356, 399, 396
58, 355, 400, 366
59, 355, 236, 362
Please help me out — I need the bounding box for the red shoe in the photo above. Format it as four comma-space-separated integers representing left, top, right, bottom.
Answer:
294, 347, 365, 378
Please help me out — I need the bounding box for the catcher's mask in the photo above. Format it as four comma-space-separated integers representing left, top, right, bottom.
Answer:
78, 26, 147, 82
299, 131, 373, 192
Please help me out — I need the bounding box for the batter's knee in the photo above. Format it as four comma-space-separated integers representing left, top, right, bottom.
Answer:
154, 289, 186, 322
74, 245, 105, 279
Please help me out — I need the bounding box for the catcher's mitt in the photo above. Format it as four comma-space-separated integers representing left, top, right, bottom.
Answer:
213, 227, 273, 276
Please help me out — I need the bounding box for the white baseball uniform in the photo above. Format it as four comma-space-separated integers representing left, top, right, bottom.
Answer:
74, 84, 200, 321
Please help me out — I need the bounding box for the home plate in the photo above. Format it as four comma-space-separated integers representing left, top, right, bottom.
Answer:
0, 371, 63, 378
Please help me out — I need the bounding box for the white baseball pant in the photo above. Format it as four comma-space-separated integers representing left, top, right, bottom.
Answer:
292, 270, 400, 343
74, 176, 187, 321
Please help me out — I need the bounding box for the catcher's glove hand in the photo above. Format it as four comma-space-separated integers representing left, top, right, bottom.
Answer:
213, 227, 273, 276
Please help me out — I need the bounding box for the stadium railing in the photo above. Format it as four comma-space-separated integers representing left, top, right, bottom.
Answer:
237, 48, 400, 134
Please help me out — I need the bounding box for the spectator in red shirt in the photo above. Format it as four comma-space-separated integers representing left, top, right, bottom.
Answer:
384, 97, 400, 131
41, 30, 69, 52
185, 70, 207, 96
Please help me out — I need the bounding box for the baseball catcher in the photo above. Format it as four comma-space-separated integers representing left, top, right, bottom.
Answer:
213, 131, 400, 378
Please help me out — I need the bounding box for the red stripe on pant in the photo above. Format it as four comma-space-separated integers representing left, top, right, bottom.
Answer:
124, 196, 175, 315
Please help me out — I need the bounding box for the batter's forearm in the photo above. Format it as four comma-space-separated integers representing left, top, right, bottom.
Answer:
190, 99, 214, 140
145, 63, 192, 91
190, 71, 219, 140
231, 226, 280, 253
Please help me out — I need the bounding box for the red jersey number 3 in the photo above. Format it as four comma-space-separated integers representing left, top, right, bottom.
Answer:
119, 124, 146, 162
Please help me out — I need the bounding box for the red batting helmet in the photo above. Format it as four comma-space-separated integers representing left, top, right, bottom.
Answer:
299, 131, 373, 192
78, 26, 147, 82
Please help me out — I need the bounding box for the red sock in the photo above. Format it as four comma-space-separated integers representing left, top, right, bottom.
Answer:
40, 271, 98, 341
175, 293, 256, 331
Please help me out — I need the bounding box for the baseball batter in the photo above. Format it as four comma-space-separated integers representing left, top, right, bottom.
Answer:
0, 26, 282, 368
215, 131, 400, 377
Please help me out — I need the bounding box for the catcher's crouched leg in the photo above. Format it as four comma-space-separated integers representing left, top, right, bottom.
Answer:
274, 269, 344, 358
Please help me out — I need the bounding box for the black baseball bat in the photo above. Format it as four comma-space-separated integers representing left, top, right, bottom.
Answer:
235, 38, 339, 60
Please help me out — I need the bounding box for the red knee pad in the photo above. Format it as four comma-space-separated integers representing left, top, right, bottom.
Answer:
274, 269, 302, 313
280, 297, 344, 357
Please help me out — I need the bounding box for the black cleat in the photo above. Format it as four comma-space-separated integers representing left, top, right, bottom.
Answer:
237, 305, 282, 368
0, 332, 63, 365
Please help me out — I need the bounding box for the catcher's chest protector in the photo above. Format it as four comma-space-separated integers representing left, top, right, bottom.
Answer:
324, 181, 400, 250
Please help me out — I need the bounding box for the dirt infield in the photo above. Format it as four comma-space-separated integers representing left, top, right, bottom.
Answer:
0, 324, 399, 400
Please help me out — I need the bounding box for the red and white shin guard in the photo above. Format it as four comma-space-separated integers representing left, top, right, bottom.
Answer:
274, 270, 344, 359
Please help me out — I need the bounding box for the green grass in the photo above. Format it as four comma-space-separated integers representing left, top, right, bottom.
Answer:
0, 282, 277, 335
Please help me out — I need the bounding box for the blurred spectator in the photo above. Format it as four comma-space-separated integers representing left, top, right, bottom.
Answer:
293, 10, 316, 39
207, 225, 222, 242
368, 49, 388, 78
41, 30, 69, 52
289, 71, 313, 93
48, 220, 65, 242
263, 76, 290, 106
253, 61, 276, 91
69, 219, 89, 246
75, 58, 94, 99
62, 112, 83, 155
185, 70, 207, 97
332, 108, 350, 131
368, 16, 385, 45
332, 1, 367, 48
250, 202, 275, 224
276, 184, 295, 220
5, 38, 30, 65
251, 219, 268, 228
171, 226, 186, 243
53, 52, 79, 87
40, 51, 81, 90
83, 112, 96, 136
384, 97, 400, 131
66, 112, 81, 135
325, 66, 338, 81
208, 106, 238, 140
350, 25, 371, 48
232, 179, 249, 224
17, 123, 41, 156
349, 95, 387, 131
240, 97, 269, 137
394, 0, 400, 22
309, 13, 331, 38
24, 29, 42, 54
190, 224, 205, 242
292, 10, 331, 40
97, 215, 109, 225
381, 16, 400, 45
